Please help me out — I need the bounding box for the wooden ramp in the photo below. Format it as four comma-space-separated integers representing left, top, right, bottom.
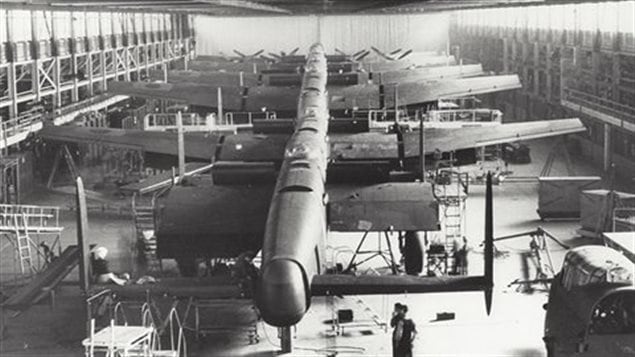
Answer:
2, 245, 80, 310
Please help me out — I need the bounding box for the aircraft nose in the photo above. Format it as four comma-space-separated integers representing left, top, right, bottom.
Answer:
259, 259, 307, 327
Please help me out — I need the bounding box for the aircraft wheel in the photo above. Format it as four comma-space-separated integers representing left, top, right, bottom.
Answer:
175, 256, 198, 277
404, 231, 423, 275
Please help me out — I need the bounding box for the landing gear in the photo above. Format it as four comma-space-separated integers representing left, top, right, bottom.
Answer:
279, 326, 292, 353
175, 256, 197, 277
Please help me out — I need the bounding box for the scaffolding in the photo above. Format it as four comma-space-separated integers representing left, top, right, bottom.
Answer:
431, 168, 469, 276
0, 204, 63, 284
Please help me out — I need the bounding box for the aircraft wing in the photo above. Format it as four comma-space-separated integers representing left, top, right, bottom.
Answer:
108, 81, 299, 112
157, 181, 274, 259
376, 64, 484, 84
38, 125, 220, 160
189, 60, 262, 73
108, 81, 244, 109
38, 126, 290, 162
312, 274, 489, 296
149, 69, 260, 87
329, 75, 521, 109
326, 182, 439, 232
329, 118, 586, 160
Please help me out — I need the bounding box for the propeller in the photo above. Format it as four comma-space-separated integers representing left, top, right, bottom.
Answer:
371, 46, 393, 61
233, 49, 246, 58
389, 48, 403, 55
268, 52, 282, 60
251, 49, 265, 57
288, 47, 300, 56
335, 48, 348, 56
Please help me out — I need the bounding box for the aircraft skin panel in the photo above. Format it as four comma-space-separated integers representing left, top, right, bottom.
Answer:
327, 182, 439, 232
38, 126, 218, 161
311, 274, 488, 296
156, 182, 274, 259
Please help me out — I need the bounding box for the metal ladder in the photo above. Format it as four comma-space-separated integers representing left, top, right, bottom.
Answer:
132, 195, 161, 272
14, 212, 34, 274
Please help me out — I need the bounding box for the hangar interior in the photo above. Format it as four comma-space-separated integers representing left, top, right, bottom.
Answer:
0, 1, 634, 356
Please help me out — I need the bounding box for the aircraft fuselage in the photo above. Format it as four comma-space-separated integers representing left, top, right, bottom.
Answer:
258, 44, 330, 326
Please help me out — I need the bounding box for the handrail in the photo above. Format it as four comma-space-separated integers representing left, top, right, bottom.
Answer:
0, 204, 61, 230
562, 87, 635, 123
427, 109, 503, 123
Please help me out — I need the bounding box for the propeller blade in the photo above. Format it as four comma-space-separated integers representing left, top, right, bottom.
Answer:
233, 50, 246, 58
268, 52, 282, 60
371, 46, 393, 61
355, 50, 371, 61
397, 49, 413, 60
352, 49, 366, 57
335, 48, 348, 56
289, 47, 299, 56
251, 49, 264, 57
389, 48, 402, 55
484, 171, 494, 316
260, 55, 275, 62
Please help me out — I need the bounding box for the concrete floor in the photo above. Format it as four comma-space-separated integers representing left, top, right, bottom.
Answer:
0, 138, 627, 356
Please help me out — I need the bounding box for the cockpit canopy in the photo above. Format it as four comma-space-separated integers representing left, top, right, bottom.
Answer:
561, 246, 633, 291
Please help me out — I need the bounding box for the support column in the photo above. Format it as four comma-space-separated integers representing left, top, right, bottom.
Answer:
502, 37, 509, 73
70, 11, 79, 102
31, 10, 42, 102
6, 9, 18, 118
603, 123, 612, 172
85, 10, 94, 96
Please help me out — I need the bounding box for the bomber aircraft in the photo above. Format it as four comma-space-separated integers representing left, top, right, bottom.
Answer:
40, 44, 586, 337
148, 62, 485, 87
106, 73, 521, 113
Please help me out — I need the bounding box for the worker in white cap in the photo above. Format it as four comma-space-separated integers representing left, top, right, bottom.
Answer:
91, 246, 128, 286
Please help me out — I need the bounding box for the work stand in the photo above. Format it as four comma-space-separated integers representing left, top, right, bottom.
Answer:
496, 227, 570, 292
345, 230, 401, 275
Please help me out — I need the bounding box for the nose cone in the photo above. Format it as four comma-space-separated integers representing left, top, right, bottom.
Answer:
259, 259, 307, 326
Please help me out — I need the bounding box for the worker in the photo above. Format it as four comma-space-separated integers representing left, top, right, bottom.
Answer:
391, 303, 417, 357
91, 246, 128, 286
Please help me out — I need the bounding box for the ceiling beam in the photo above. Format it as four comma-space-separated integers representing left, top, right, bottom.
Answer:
197, 0, 292, 14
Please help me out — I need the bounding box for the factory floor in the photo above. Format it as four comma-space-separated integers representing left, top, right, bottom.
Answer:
0, 138, 626, 357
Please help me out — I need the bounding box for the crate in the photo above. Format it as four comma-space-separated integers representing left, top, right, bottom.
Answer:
54, 38, 69, 57
113, 34, 123, 48
12, 41, 31, 62
101, 35, 112, 50
580, 190, 635, 232
72, 37, 87, 54
537, 177, 603, 220
0, 43, 7, 63
87, 37, 100, 52
35, 40, 52, 58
